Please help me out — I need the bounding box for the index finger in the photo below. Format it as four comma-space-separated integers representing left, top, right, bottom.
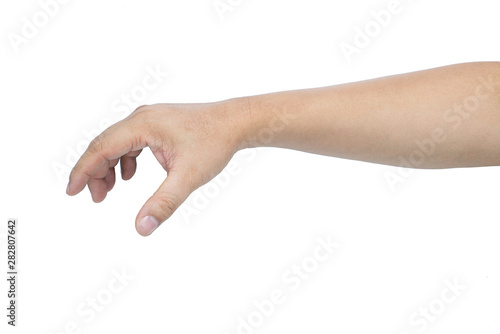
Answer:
66, 123, 146, 196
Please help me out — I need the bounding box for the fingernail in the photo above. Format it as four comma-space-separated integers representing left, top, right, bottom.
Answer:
66, 183, 70, 194
139, 216, 158, 236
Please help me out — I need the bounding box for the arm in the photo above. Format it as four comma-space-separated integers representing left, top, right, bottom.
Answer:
239, 62, 500, 168
66, 62, 500, 236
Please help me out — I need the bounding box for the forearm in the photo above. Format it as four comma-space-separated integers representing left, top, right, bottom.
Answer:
234, 62, 500, 168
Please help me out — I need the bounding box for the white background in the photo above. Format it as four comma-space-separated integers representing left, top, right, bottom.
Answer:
1, 0, 500, 333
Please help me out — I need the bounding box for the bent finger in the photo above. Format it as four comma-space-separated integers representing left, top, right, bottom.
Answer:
88, 177, 108, 203
120, 149, 143, 180
67, 122, 146, 196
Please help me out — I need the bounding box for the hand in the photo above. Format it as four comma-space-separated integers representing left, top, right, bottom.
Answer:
66, 100, 248, 236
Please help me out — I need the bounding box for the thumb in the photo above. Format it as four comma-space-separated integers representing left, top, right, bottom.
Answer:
136, 172, 192, 236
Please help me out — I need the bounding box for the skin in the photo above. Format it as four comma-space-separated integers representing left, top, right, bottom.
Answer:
66, 62, 500, 236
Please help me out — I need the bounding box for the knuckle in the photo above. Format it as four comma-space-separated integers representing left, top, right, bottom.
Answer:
156, 192, 180, 217
132, 104, 152, 116
73, 163, 91, 178
130, 105, 155, 130
88, 135, 105, 154
128, 105, 152, 123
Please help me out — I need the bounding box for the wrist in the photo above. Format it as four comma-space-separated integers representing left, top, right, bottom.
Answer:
217, 96, 263, 152
224, 93, 299, 151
